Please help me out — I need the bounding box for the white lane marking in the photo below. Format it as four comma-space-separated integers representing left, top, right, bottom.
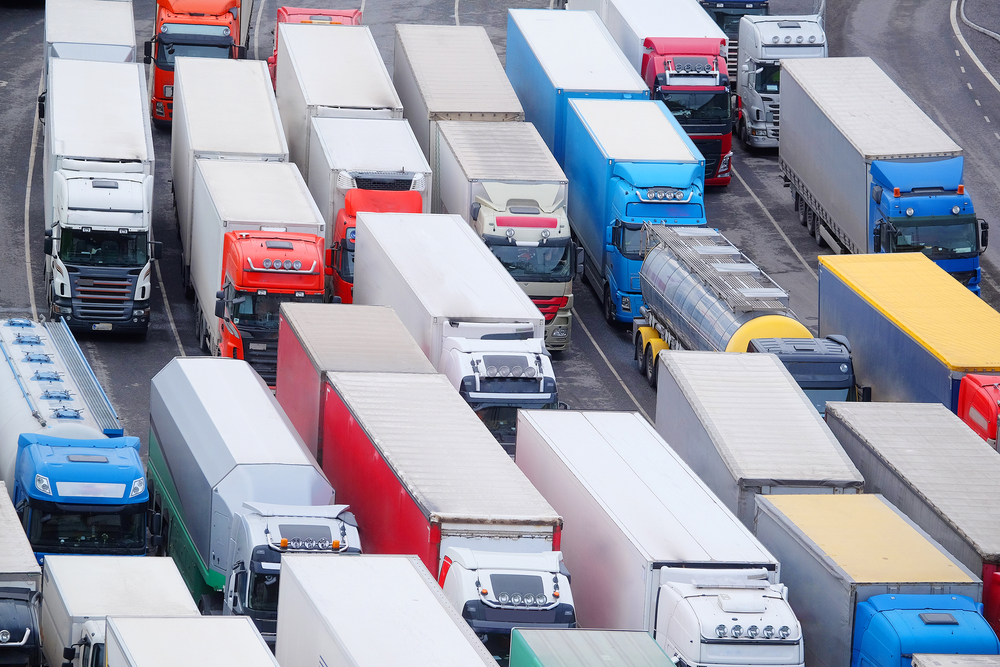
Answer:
962, 66, 967, 73
23, 70, 43, 322
986, 116, 992, 123
253, 0, 266, 60
454, 0, 460, 26
731, 166, 818, 281
956, 49, 961, 56
968, 82, 974, 89
571, 307, 651, 421
156, 259, 185, 357
951, 1, 1000, 95
994, 131, 999, 139
360, 0, 365, 13
976, 99, 982, 106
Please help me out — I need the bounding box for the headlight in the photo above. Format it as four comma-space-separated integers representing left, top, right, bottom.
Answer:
499, 366, 510, 377
511, 593, 522, 604
731, 625, 743, 638
293, 260, 302, 270
526, 367, 538, 376
317, 538, 330, 549
536, 593, 547, 605
524, 594, 535, 605
486, 366, 498, 377
163, 85, 173, 98
130, 477, 145, 497
779, 626, 790, 639
762, 625, 774, 639
35, 474, 52, 495
747, 625, 759, 638
263, 259, 272, 268
952, 206, 961, 215
283, 260, 293, 269
498, 592, 510, 604
715, 625, 727, 638
512, 365, 523, 377
905, 207, 915, 217
621, 295, 631, 312
289, 537, 302, 549
647, 190, 655, 199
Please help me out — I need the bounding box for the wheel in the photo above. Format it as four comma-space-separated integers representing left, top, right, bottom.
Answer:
814, 219, 826, 247
805, 207, 815, 236
796, 195, 807, 225
739, 119, 750, 149
603, 286, 616, 326
645, 345, 657, 387
636, 336, 647, 375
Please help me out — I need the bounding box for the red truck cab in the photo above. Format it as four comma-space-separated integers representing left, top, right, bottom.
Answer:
958, 374, 1000, 447
144, 0, 245, 126
328, 189, 423, 304
216, 231, 325, 385
267, 6, 362, 89
642, 37, 733, 186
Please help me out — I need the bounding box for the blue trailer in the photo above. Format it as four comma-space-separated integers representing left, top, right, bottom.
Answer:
564, 99, 706, 323
505, 8, 648, 166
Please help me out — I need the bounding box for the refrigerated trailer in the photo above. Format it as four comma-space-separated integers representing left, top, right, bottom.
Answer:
43, 0, 135, 74
105, 616, 278, 667
510, 630, 674, 667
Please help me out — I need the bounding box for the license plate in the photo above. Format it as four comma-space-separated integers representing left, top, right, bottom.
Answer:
92, 323, 113, 331
249, 343, 267, 351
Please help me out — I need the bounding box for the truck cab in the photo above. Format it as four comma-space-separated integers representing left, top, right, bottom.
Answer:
267, 7, 362, 89
958, 374, 1000, 447
749, 336, 856, 415
699, 0, 769, 78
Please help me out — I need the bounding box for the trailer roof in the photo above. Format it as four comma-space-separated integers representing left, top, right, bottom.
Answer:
0, 483, 39, 578
196, 161, 323, 228
279, 303, 436, 374
520, 411, 776, 566
280, 24, 402, 111
607, 0, 727, 40
394, 25, 523, 117
913, 656, 1000, 667
356, 213, 544, 323
175, 58, 287, 157
49, 59, 150, 161
437, 122, 566, 182
782, 58, 962, 160
107, 616, 278, 665
327, 373, 558, 523
571, 100, 700, 162
45, 0, 135, 49
827, 402, 1000, 560
660, 351, 864, 486
282, 555, 496, 664
311, 117, 429, 173
513, 629, 674, 667
818, 254, 1000, 371
508, 9, 648, 93
760, 495, 975, 584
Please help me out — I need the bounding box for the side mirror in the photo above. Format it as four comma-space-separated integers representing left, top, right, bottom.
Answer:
143, 40, 153, 65
215, 290, 225, 299
871, 185, 883, 204
611, 225, 622, 248
872, 223, 882, 253
215, 299, 226, 319
43, 238, 53, 256
235, 45, 247, 59
64, 647, 76, 660
471, 202, 481, 221
37, 91, 45, 120
152, 241, 163, 260
981, 219, 990, 250
575, 244, 585, 275
150, 534, 163, 548
150, 512, 162, 535
331, 296, 342, 304
860, 386, 872, 403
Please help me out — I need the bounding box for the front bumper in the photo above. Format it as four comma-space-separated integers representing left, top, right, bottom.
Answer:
543, 311, 572, 351
460, 600, 576, 635
747, 124, 779, 148
52, 298, 150, 334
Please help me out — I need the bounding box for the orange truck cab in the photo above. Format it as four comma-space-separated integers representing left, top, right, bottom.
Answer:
144, 0, 246, 126
267, 6, 362, 89
329, 189, 422, 304
959, 374, 1000, 448
215, 231, 325, 385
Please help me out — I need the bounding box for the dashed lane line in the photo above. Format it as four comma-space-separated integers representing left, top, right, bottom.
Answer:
571, 307, 651, 422
951, 1, 1000, 96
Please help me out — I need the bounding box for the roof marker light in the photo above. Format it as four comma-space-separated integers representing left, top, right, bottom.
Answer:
958, 184, 965, 194
893, 187, 901, 197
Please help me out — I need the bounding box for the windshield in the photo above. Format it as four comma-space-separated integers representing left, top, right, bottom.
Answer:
477, 406, 519, 443
802, 388, 851, 416
755, 64, 780, 93
27, 504, 145, 552
248, 571, 280, 612
887, 215, 978, 258
660, 91, 731, 121
339, 246, 355, 282
59, 229, 148, 267
156, 40, 230, 66
488, 242, 573, 283
619, 225, 645, 261
231, 291, 324, 329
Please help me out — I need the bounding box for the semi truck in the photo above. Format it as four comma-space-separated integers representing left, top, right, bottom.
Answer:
0, 483, 41, 667
40, 556, 199, 667
818, 254, 1000, 415
189, 160, 326, 384
0, 318, 147, 561
827, 401, 1000, 634
43, 0, 135, 76
505, 8, 649, 166
276, 555, 498, 666
275, 303, 435, 461
566, 99, 707, 323
436, 121, 576, 350
961, 374, 1000, 446
42, 59, 159, 335
510, 630, 674, 667
781, 57, 988, 290
754, 494, 1000, 667
267, 7, 363, 88
585, 0, 734, 185
306, 117, 430, 303
699, 0, 769, 77
735, 15, 826, 148
354, 213, 558, 450
276, 24, 403, 177
317, 371, 576, 650
634, 225, 855, 412
144, 0, 249, 126
654, 351, 864, 527
171, 56, 289, 289
147, 357, 361, 645
105, 616, 278, 667
516, 410, 805, 667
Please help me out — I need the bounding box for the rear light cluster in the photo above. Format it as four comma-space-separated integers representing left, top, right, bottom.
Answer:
532, 296, 570, 323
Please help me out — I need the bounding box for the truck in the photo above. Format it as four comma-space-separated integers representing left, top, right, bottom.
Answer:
565, 99, 707, 323
699, 0, 769, 77
275, 23, 403, 177
171, 56, 289, 294
781, 57, 988, 290
505, 8, 649, 166
306, 117, 430, 303
353, 213, 558, 451
267, 7, 363, 89
754, 494, 1000, 667
40, 556, 199, 667
735, 15, 826, 148
147, 357, 362, 645
960, 374, 1000, 446
105, 616, 279, 667
826, 401, 1000, 634
317, 371, 576, 652
436, 121, 576, 350
276, 555, 498, 666
510, 630, 675, 667
0, 483, 41, 667
516, 410, 805, 667
654, 350, 864, 527
189, 160, 326, 384
43, 0, 135, 76
818, 253, 1000, 416
274, 303, 436, 461
585, 0, 734, 185
143, 0, 249, 126
633, 225, 856, 412
42, 59, 159, 335
0, 318, 148, 561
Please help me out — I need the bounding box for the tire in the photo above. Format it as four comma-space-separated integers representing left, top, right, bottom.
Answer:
805, 207, 815, 236
797, 195, 807, 225
814, 220, 826, 247
636, 337, 647, 375
740, 119, 751, 150
603, 286, 616, 326
645, 345, 657, 387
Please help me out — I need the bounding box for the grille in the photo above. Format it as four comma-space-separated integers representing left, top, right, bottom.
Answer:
531, 296, 569, 323
242, 333, 279, 385
478, 377, 541, 392
693, 139, 722, 180
71, 273, 135, 320
353, 176, 413, 191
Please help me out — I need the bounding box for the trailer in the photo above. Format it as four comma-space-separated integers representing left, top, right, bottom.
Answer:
105, 616, 278, 667
0, 483, 41, 667
43, 0, 135, 74
509, 630, 674, 667
913, 657, 1000, 667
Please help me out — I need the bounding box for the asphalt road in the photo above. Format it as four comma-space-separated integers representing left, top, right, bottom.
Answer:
0, 0, 998, 447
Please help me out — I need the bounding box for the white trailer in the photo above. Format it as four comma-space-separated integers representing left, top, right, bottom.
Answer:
43, 0, 135, 75
105, 616, 279, 667
654, 351, 864, 527
914, 657, 1000, 667
40, 556, 199, 667
276, 555, 497, 667
515, 410, 804, 667
276, 24, 403, 177
171, 57, 288, 283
